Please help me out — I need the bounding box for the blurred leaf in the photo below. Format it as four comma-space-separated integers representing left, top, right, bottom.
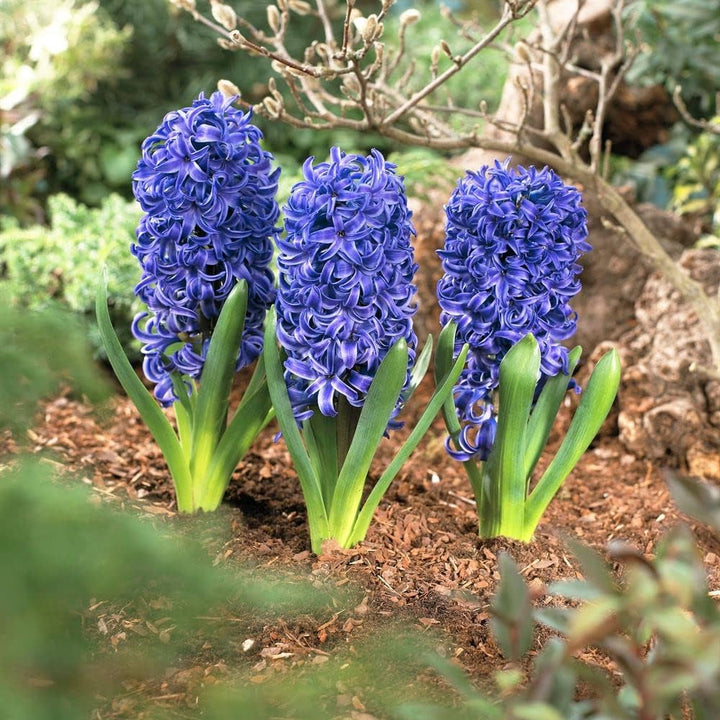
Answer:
490, 553, 534, 661
666, 469, 720, 532
0, 298, 111, 433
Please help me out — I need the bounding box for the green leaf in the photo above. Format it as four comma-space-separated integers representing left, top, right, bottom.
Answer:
200, 370, 274, 511
566, 539, 618, 596
304, 410, 339, 508
347, 343, 469, 546
480, 334, 540, 539
512, 703, 565, 720
524, 346, 582, 478
190, 281, 248, 492
524, 348, 620, 538
401, 334, 433, 405
95, 276, 192, 511
490, 553, 534, 661
434, 322, 485, 513
327, 339, 409, 546
263, 310, 328, 552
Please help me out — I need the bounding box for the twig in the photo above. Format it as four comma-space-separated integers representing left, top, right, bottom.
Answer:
673, 87, 720, 136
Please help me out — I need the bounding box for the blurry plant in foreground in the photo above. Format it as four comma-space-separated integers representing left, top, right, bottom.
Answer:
471, 473, 720, 720
436, 163, 620, 541
265, 147, 467, 552
97, 92, 279, 513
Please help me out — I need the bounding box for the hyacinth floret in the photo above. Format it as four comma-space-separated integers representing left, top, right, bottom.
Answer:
437, 161, 590, 461
276, 147, 418, 423
130, 91, 279, 405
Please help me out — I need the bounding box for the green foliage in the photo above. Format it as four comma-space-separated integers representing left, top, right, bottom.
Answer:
97, 280, 274, 513
437, 329, 621, 542
610, 123, 691, 207
624, 0, 720, 116
670, 117, 720, 238
0, 299, 111, 434
478, 474, 720, 719
0, 0, 132, 220
0, 193, 142, 358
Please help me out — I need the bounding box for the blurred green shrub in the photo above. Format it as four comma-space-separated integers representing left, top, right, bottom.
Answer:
0, 193, 142, 358
0, 0, 132, 221
0, 295, 110, 433
624, 0, 720, 117
671, 117, 720, 238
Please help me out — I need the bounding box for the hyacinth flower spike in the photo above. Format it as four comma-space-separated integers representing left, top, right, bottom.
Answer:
97, 92, 278, 513
264, 148, 467, 553
435, 162, 621, 542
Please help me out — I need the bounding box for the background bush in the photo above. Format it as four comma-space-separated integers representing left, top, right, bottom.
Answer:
0, 193, 142, 358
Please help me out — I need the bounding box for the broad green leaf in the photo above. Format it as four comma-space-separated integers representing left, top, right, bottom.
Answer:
524, 346, 582, 478
524, 348, 620, 538
190, 281, 248, 489
304, 410, 339, 508
481, 334, 540, 539
347, 343, 468, 545
263, 310, 328, 552
327, 339, 409, 545
96, 277, 193, 511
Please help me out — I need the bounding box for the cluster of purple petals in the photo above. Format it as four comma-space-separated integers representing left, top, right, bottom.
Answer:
131, 91, 279, 406
437, 161, 590, 461
276, 147, 418, 423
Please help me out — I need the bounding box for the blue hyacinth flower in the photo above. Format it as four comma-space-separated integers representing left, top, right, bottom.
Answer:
437, 161, 591, 461
131, 91, 279, 405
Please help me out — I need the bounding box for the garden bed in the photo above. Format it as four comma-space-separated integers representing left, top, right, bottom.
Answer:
14, 377, 719, 717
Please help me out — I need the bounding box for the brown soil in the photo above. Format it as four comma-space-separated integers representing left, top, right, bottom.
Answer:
14, 372, 720, 717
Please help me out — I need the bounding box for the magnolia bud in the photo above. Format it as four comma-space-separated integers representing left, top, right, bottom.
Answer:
263, 96, 281, 117
217, 78, 242, 98
229, 29, 245, 45
440, 40, 452, 58
211, 2, 237, 31
399, 9, 420, 26
170, 0, 196, 11
267, 5, 281, 32
288, 0, 312, 14
353, 16, 368, 36
362, 14, 378, 43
